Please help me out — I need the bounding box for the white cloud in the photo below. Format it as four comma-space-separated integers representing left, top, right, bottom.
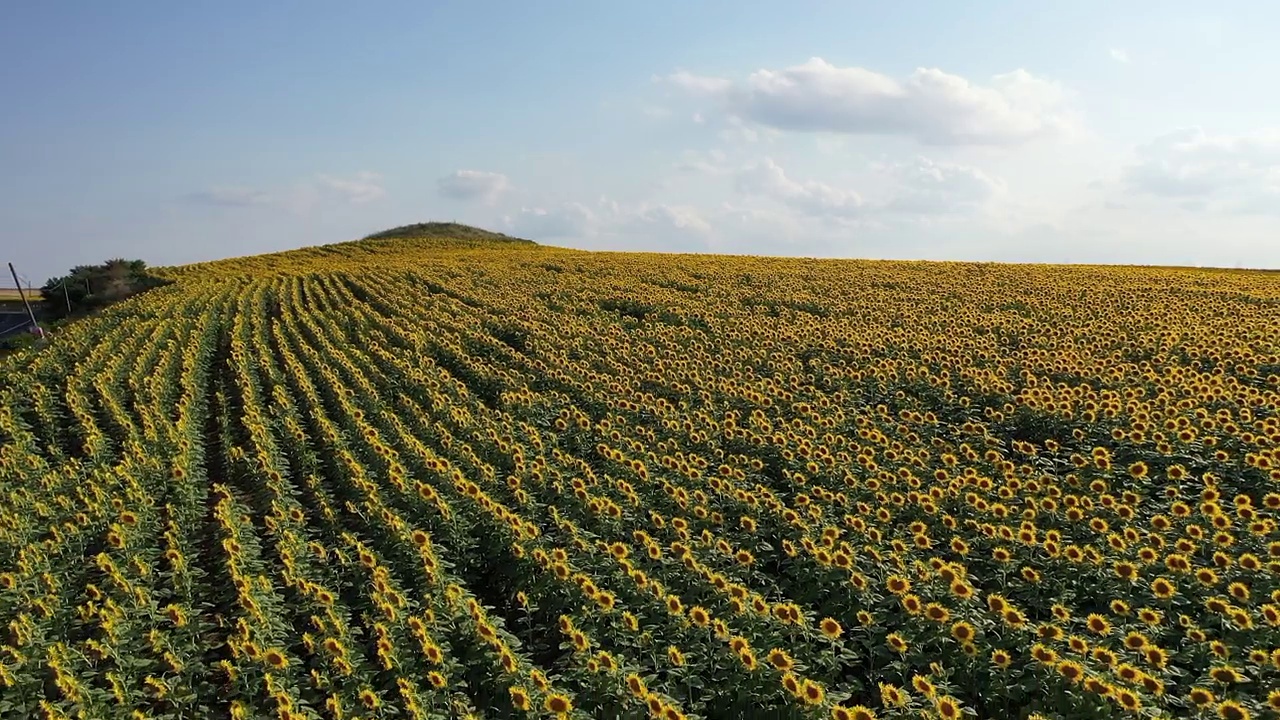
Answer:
661, 58, 1079, 146
503, 196, 715, 252
317, 171, 384, 204
663, 70, 733, 95
188, 171, 385, 213
1109, 48, 1131, 63
735, 158, 864, 219
876, 157, 1007, 216
732, 156, 1003, 223
437, 170, 511, 204
1119, 127, 1280, 213
621, 204, 713, 238
506, 202, 595, 239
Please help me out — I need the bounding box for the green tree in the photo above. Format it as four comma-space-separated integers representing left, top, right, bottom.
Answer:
40, 258, 164, 320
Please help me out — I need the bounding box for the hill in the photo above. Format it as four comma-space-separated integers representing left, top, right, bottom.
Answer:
0, 230, 1278, 719
360, 221, 535, 244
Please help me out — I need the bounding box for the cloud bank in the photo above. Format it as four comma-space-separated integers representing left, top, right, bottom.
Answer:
663, 58, 1078, 146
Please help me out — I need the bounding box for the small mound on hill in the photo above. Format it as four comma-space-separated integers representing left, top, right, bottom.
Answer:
362, 222, 535, 244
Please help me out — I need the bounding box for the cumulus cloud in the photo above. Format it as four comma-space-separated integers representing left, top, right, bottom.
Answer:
503, 197, 715, 252
1120, 127, 1280, 212
735, 158, 864, 219
437, 170, 511, 204
661, 57, 1077, 145
732, 156, 1002, 222
877, 157, 1006, 215
620, 204, 714, 239
506, 202, 595, 238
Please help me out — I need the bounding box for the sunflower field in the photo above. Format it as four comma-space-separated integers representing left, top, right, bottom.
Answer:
1, 231, 1278, 720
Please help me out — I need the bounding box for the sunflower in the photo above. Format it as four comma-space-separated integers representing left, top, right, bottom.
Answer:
505, 661, 540, 692
1037, 623, 1063, 641
1003, 608, 1027, 628
1151, 577, 1176, 599
263, 649, 289, 670
878, 683, 907, 708
911, 675, 936, 697
1188, 687, 1215, 706
544, 693, 573, 714
688, 606, 710, 627
1209, 665, 1241, 683
1123, 632, 1149, 650
924, 604, 950, 623
1031, 644, 1057, 664
886, 575, 911, 595
1086, 614, 1112, 636
666, 646, 684, 667
766, 648, 794, 671
781, 672, 802, 697
819, 617, 843, 639
1113, 687, 1141, 712
935, 696, 961, 720
503, 685, 531, 711
1141, 675, 1164, 696
950, 621, 975, 643
1083, 676, 1111, 697
1217, 701, 1250, 720
992, 649, 1013, 668
801, 680, 825, 706
1227, 582, 1250, 602
886, 633, 908, 653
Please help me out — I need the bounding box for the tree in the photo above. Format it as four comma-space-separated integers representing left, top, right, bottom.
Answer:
40, 258, 165, 320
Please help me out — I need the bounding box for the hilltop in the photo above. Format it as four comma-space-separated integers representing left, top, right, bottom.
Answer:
359, 221, 535, 244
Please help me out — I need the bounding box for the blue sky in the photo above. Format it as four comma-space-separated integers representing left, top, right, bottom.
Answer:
4, 1, 1280, 282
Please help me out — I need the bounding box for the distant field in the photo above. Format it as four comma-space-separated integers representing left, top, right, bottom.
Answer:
1, 230, 1279, 719
0, 288, 31, 301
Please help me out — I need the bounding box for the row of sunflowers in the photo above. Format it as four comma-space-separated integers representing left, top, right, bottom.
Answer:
1, 234, 1278, 719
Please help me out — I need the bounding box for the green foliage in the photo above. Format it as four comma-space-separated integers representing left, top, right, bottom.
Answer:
39, 258, 169, 320
362, 222, 535, 244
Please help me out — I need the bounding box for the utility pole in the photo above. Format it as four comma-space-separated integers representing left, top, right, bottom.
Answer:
61, 279, 72, 314
8, 262, 39, 330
